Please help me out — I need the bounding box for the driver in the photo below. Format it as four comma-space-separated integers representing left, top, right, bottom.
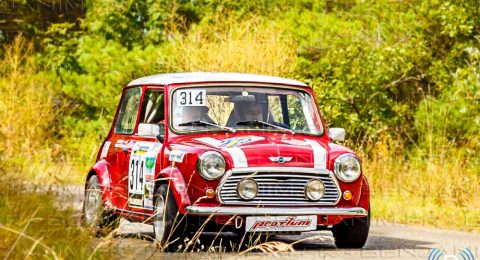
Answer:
226, 101, 272, 126
244, 102, 263, 121
181, 106, 215, 124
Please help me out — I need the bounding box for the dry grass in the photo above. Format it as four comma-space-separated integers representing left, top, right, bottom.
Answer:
0, 36, 83, 184
362, 135, 480, 231
0, 175, 104, 259
164, 14, 298, 77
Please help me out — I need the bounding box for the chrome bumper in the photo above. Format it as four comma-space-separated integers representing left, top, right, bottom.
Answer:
185, 206, 368, 216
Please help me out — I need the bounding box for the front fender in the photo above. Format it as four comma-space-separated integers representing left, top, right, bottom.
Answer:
157, 166, 191, 214
358, 176, 370, 211
86, 159, 113, 208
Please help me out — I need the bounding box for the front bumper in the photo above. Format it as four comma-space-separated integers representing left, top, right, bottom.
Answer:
185, 206, 368, 216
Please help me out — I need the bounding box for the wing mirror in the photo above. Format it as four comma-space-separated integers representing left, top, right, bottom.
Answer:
138, 123, 160, 137
138, 123, 165, 142
328, 128, 346, 142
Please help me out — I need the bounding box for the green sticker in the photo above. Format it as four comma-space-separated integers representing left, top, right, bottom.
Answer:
145, 157, 156, 169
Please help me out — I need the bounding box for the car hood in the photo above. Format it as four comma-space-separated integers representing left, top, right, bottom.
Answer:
188, 135, 329, 169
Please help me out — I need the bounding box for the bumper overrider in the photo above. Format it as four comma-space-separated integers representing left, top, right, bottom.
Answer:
185, 206, 368, 216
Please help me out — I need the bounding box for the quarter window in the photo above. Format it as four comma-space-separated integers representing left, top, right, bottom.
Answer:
139, 90, 165, 124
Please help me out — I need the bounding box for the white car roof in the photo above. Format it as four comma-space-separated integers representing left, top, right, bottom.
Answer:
127, 72, 308, 87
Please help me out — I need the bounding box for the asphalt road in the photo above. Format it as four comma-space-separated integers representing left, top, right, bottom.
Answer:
64, 185, 480, 259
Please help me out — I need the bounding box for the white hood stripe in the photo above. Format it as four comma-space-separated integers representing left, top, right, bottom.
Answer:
225, 147, 248, 168
305, 139, 327, 169
196, 137, 221, 146
195, 137, 248, 168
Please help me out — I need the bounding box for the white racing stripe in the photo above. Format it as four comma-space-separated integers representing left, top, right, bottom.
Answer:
195, 137, 221, 146
195, 137, 248, 168
224, 147, 248, 168
305, 139, 327, 169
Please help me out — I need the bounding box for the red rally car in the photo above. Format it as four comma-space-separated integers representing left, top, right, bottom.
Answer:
83, 72, 370, 250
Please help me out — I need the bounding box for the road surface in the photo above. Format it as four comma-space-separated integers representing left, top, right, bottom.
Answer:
63, 185, 480, 259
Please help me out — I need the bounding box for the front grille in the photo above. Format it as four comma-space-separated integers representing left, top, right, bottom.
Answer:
218, 170, 340, 206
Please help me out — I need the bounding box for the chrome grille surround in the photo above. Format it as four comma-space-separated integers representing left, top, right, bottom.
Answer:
216, 167, 341, 206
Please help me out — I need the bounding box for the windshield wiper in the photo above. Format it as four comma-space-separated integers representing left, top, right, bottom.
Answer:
179, 120, 236, 133
236, 120, 295, 135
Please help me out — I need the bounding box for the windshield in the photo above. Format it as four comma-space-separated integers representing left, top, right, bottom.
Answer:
170, 86, 323, 135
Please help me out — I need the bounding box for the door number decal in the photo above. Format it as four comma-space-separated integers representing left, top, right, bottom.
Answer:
128, 142, 161, 209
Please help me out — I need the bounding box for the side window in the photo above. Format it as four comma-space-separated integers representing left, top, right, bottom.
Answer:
115, 87, 142, 134
287, 95, 309, 131
140, 89, 165, 124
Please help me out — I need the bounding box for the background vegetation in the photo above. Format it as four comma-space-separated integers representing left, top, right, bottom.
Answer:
0, 0, 479, 253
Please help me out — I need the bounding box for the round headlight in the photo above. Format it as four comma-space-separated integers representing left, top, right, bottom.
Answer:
237, 178, 258, 200
197, 151, 226, 180
305, 179, 325, 201
334, 154, 361, 182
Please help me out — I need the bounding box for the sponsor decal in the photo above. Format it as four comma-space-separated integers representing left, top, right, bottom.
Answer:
100, 141, 111, 159
169, 150, 186, 163
114, 139, 132, 148
245, 215, 317, 232
145, 157, 155, 169
218, 136, 264, 148
251, 217, 312, 230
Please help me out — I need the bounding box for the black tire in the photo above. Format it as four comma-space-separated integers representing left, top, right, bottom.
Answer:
82, 175, 120, 235
332, 208, 370, 248
153, 184, 187, 252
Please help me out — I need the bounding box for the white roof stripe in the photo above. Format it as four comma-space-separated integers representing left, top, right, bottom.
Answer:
127, 72, 307, 87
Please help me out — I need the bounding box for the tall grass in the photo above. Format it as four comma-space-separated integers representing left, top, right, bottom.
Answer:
362, 133, 480, 231
164, 14, 298, 76
0, 175, 105, 259
0, 36, 83, 184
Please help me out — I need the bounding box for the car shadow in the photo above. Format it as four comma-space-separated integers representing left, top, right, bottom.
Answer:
112, 226, 434, 253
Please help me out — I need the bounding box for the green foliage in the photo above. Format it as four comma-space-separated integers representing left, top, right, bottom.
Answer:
1, 0, 479, 234
2, 0, 479, 178
415, 46, 480, 148
0, 0, 85, 45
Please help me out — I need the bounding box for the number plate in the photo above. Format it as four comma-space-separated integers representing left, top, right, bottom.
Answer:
245, 215, 317, 232
177, 89, 207, 106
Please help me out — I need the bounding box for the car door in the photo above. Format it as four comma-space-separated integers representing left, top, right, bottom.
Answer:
109, 86, 142, 210
123, 88, 165, 213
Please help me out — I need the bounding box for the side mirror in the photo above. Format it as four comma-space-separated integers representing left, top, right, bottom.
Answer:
328, 128, 346, 142
138, 123, 160, 137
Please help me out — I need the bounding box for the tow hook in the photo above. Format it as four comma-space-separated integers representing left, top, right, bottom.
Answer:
235, 216, 243, 229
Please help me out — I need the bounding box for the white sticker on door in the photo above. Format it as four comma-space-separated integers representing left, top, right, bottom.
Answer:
128, 141, 162, 209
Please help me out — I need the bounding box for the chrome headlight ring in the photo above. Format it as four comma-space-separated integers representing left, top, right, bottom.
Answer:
237, 178, 258, 200
333, 154, 361, 183
197, 151, 226, 180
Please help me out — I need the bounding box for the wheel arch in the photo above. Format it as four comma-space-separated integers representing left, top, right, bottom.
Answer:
85, 159, 113, 208
155, 166, 191, 214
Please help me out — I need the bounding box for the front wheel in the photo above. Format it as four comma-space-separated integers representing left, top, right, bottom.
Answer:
82, 175, 119, 235
332, 208, 370, 248
153, 184, 187, 252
